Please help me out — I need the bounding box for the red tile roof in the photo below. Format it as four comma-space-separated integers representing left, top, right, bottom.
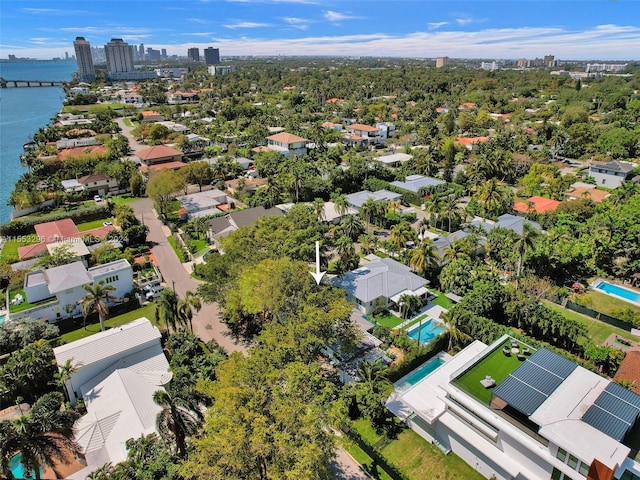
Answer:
136, 145, 182, 161
58, 145, 108, 161
513, 196, 561, 214
458, 102, 477, 109
266, 132, 307, 144
455, 136, 489, 145
614, 351, 640, 392
347, 123, 379, 133
566, 187, 610, 203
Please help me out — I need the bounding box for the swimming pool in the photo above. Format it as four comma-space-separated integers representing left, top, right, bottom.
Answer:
592, 280, 640, 306
407, 319, 445, 344
10, 453, 43, 479
0, 314, 5, 324
396, 357, 445, 389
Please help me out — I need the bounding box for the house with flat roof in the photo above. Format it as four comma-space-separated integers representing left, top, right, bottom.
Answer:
332, 256, 430, 314
387, 335, 640, 480
53, 318, 171, 478
390, 175, 446, 194
588, 161, 638, 189
372, 153, 413, 167
346, 189, 402, 210
12, 259, 133, 323
177, 189, 231, 219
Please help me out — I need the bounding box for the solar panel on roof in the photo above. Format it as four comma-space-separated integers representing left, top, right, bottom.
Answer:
492, 348, 578, 416
583, 382, 640, 441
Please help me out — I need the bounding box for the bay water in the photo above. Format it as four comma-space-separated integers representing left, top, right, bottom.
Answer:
0, 61, 77, 223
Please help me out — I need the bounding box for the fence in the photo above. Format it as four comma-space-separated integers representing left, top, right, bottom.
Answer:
547, 296, 636, 333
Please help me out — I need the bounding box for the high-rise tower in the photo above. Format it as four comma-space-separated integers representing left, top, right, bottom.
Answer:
105, 38, 134, 74
187, 48, 200, 62
204, 47, 220, 65
73, 37, 96, 81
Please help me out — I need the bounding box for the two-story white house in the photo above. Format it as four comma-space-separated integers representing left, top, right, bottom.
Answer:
53, 318, 171, 478
588, 160, 638, 189
263, 132, 308, 157
387, 336, 640, 480
14, 259, 133, 323
344, 123, 383, 146
77, 173, 119, 196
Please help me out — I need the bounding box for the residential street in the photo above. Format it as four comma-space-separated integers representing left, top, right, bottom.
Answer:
130, 197, 247, 354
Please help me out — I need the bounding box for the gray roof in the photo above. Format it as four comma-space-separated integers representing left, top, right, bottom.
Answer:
207, 207, 284, 239
334, 257, 428, 303
492, 348, 577, 417
25, 271, 47, 288
589, 160, 637, 174
44, 261, 93, 294
582, 382, 640, 442
88, 258, 131, 278
470, 214, 541, 236
432, 230, 471, 258
346, 190, 402, 209
390, 175, 445, 193
374, 153, 413, 165
177, 189, 228, 214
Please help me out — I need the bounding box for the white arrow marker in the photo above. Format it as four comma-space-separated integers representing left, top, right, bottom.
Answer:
310, 240, 326, 285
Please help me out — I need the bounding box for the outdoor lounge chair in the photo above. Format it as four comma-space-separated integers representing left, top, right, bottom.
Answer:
517, 354, 526, 361
480, 376, 496, 388
502, 346, 511, 356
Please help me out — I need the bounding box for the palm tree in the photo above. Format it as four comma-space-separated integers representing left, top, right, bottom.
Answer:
440, 310, 469, 351
475, 178, 505, 219
155, 289, 181, 334
410, 238, 439, 278
153, 388, 203, 458
389, 224, 410, 250
340, 214, 365, 241
312, 198, 326, 222
514, 224, 538, 288
53, 359, 79, 404
331, 192, 349, 217
178, 291, 202, 332
0, 392, 79, 480
335, 236, 356, 270
441, 240, 468, 264
80, 281, 117, 332
359, 197, 376, 226
398, 294, 422, 319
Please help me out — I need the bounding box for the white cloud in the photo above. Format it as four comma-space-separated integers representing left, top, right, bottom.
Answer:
188, 18, 209, 24
283, 17, 312, 30
324, 11, 360, 23
22, 8, 90, 15
189, 32, 216, 37
225, 21, 272, 29
14, 24, 640, 61
455, 17, 474, 26
428, 22, 449, 30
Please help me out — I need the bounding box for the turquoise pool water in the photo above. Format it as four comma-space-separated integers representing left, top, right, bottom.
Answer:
0, 314, 5, 324
407, 319, 445, 344
10, 453, 43, 479
594, 281, 640, 305
397, 358, 445, 388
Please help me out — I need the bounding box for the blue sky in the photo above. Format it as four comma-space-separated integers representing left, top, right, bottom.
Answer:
1, 0, 639, 60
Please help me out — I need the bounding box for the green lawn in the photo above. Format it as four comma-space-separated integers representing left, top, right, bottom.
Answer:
190, 238, 209, 253
339, 436, 393, 480
59, 303, 157, 343
431, 289, 453, 309
76, 217, 115, 231
123, 118, 139, 127
110, 194, 139, 206
168, 235, 187, 263
19, 201, 96, 221
1, 235, 40, 262
543, 300, 637, 345
369, 312, 403, 328
8, 288, 57, 314
453, 340, 530, 405
577, 289, 640, 316
351, 418, 485, 480
62, 103, 127, 114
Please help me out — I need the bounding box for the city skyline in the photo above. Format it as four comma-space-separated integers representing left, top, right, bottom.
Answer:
1, 0, 639, 61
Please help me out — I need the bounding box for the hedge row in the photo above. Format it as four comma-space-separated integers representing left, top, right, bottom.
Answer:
0, 204, 112, 236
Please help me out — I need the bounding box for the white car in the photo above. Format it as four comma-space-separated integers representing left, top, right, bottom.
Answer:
94, 195, 102, 202
143, 285, 164, 300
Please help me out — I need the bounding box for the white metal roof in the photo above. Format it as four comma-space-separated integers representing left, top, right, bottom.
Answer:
53, 317, 161, 368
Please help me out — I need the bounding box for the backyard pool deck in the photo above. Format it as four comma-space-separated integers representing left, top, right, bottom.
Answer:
453, 338, 536, 405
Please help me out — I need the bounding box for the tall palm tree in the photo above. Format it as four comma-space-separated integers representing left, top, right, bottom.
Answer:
340, 214, 365, 241
441, 240, 468, 264
80, 281, 117, 332
155, 289, 181, 334
178, 291, 202, 332
0, 392, 80, 480
359, 197, 377, 226
514, 224, 538, 288
331, 192, 349, 217
53, 359, 79, 404
410, 238, 439, 278
476, 178, 506, 219
440, 310, 469, 351
153, 387, 203, 458
312, 198, 326, 222
398, 294, 422, 319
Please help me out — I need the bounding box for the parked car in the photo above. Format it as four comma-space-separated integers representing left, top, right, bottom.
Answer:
103, 221, 113, 226
94, 195, 102, 202
143, 285, 164, 300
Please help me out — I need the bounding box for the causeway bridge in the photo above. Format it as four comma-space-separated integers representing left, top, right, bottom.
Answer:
0, 77, 65, 88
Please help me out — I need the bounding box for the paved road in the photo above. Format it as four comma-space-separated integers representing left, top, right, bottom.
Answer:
130, 197, 247, 354
331, 447, 372, 480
